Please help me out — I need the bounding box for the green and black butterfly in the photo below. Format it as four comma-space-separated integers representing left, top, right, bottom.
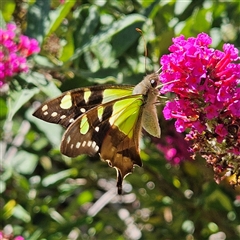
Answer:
33, 73, 161, 194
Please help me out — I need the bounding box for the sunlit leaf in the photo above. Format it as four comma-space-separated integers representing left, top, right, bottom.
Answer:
8, 150, 38, 174
77, 190, 94, 205
13, 204, 31, 222
26, 72, 62, 98
48, 0, 76, 36
31, 117, 62, 147
0, 0, 15, 23
42, 168, 78, 187
0, 180, 6, 194
0, 98, 8, 118
7, 87, 39, 122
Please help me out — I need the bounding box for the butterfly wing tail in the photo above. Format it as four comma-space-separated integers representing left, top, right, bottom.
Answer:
100, 129, 142, 194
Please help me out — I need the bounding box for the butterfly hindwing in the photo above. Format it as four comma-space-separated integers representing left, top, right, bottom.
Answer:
60, 94, 144, 193
33, 85, 134, 128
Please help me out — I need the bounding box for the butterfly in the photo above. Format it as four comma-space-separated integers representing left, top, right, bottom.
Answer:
33, 73, 161, 194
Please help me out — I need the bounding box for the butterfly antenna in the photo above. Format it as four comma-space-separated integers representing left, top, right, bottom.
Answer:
155, 67, 162, 74
136, 28, 147, 74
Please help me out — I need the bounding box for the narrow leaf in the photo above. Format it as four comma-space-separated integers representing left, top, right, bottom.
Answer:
7, 87, 39, 122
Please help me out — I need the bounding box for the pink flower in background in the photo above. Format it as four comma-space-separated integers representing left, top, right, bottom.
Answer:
0, 230, 24, 240
159, 33, 240, 186
14, 237, 24, 240
0, 23, 40, 88
154, 122, 192, 165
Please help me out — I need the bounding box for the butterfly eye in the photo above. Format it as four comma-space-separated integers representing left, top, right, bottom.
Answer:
150, 79, 157, 88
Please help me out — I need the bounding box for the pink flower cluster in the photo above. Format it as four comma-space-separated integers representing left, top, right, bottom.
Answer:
159, 33, 240, 185
0, 231, 24, 240
160, 33, 240, 134
0, 23, 40, 87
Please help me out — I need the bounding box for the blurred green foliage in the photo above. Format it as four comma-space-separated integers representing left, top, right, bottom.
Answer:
1, 0, 240, 239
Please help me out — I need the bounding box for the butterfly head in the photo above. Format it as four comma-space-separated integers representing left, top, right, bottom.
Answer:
133, 73, 159, 95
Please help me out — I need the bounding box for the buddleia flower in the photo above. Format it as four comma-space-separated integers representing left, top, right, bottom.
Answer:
160, 33, 240, 186
0, 23, 40, 88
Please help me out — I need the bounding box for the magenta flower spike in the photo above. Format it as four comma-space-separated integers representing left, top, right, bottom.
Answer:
0, 23, 40, 87
159, 33, 240, 186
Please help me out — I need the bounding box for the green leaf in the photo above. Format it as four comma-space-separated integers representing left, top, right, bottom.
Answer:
13, 204, 31, 222
33, 55, 55, 68
49, 208, 66, 224
77, 190, 94, 205
42, 168, 78, 187
71, 13, 146, 61
59, 29, 74, 62
207, 189, 233, 211
27, 72, 62, 98
30, 116, 62, 147
48, 0, 76, 36
2, 199, 16, 218
7, 87, 39, 122
111, 21, 143, 58
26, 0, 51, 44
8, 150, 38, 175
27, 230, 43, 240
0, 0, 15, 23
0, 180, 6, 194
73, 5, 100, 50
0, 98, 8, 118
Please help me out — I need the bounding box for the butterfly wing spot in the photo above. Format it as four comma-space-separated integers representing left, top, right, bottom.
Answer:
80, 108, 86, 113
95, 126, 99, 132
79, 115, 90, 134
92, 141, 98, 151
67, 135, 71, 144
82, 141, 87, 147
72, 139, 99, 151
42, 105, 48, 112
87, 140, 92, 147
97, 106, 104, 122
60, 93, 72, 109
60, 115, 66, 119
95, 145, 100, 152
43, 111, 49, 116
69, 118, 74, 123
83, 90, 91, 103
76, 142, 81, 148
51, 112, 58, 117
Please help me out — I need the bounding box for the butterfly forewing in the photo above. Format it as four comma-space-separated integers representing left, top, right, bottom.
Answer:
33, 85, 134, 128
